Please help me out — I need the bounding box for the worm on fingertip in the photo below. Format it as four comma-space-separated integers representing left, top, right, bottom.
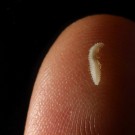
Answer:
88, 42, 104, 85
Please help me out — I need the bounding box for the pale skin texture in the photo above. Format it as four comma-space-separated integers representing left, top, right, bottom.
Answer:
24, 15, 135, 135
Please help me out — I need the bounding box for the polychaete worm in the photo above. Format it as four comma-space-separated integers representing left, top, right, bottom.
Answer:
88, 42, 104, 85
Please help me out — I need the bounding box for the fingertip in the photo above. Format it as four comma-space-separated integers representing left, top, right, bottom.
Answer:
25, 15, 135, 135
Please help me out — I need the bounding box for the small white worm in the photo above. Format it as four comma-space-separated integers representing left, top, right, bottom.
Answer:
88, 42, 104, 85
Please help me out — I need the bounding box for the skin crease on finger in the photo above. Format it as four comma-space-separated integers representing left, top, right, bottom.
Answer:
24, 15, 135, 135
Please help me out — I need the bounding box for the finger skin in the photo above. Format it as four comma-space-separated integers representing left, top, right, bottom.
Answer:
24, 15, 135, 135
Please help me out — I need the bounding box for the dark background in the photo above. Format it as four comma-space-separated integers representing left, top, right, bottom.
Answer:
2, 1, 135, 135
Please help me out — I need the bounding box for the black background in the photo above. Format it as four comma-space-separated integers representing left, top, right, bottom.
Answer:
2, 0, 135, 135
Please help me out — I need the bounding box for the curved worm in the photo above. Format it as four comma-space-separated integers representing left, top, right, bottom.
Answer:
88, 42, 104, 85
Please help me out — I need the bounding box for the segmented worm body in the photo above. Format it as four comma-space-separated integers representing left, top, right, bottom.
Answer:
88, 42, 104, 85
